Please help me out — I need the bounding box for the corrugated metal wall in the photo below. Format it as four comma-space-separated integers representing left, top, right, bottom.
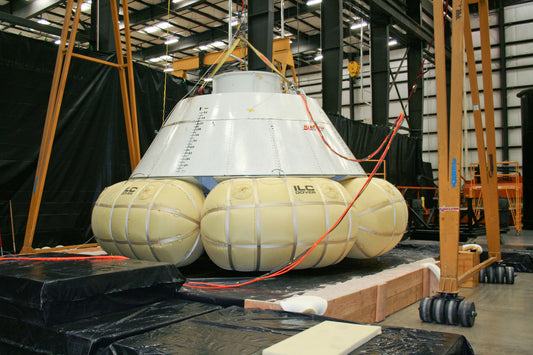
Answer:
295, 3, 533, 181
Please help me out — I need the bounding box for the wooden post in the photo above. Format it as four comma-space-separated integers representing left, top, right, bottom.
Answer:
436, 0, 466, 294
433, 0, 503, 295
21, 0, 83, 254
478, 0, 502, 261
20, 0, 141, 253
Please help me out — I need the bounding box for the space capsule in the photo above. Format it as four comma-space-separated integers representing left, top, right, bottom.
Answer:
91, 71, 408, 271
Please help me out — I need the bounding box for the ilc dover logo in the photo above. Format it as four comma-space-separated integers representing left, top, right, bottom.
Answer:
293, 185, 316, 194
121, 186, 138, 195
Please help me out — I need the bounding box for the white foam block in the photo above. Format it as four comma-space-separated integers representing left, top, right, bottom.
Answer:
262, 321, 381, 355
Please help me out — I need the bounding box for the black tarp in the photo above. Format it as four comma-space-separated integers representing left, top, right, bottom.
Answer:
329, 114, 429, 187
0, 253, 185, 325
105, 306, 474, 355
0, 299, 220, 355
0, 32, 190, 252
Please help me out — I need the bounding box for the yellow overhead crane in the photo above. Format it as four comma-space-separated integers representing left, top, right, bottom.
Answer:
418, 0, 514, 327
169, 37, 298, 87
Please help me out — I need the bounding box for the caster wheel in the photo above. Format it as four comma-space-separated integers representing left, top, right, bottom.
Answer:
496, 266, 505, 284
419, 297, 433, 323
445, 299, 458, 325
432, 298, 446, 324
458, 300, 477, 327
479, 267, 486, 283
505, 266, 515, 284
486, 265, 495, 283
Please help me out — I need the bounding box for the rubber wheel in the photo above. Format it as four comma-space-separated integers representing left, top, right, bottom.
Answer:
505, 266, 515, 284
432, 298, 446, 324
445, 299, 458, 325
486, 265, 496, 283
495, 266, 505, 284
419, 297, 433, 323
479, 267, 486, 283
458, 300, 477, 327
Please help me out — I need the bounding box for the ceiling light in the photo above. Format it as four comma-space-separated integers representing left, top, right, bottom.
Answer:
149, 57, 162, 62
314, 50, 323, 61
172, 0, 184, 3
210, 41, 225, 48
165, 38, 179, 45
157, 21, 171, 29
203, 77, 213, 82
159, 55, 172, 61
351, 21, 368, 30
143, 26, 159, 34
54, 39, 70, 46
80, 1, 91, 12
164, 67, 173, 72
37, 18, 50, 25
388, 39, 398, 46
230, 20, 239, 27
307, 0, 322, 6
198, 45, 209, 51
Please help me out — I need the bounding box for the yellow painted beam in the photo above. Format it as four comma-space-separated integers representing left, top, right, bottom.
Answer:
172, 37, 297, 86
435, 0, 466, 294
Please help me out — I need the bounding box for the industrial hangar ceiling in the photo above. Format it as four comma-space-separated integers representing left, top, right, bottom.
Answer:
0, 0, 530, 76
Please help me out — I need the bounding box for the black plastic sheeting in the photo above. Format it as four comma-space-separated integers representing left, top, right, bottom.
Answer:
480, 250, 533, 272
177, 241, 440, 306
0, 253, 185, 325
105, 306, 473, 355
0, 31, 190, 252
0, 299, 220, 355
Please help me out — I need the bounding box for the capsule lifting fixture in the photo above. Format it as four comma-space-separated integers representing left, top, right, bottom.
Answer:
419, 0, 514, 327
20, 0, 141, 254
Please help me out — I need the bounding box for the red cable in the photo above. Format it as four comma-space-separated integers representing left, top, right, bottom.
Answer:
0, 256, 129, 262
184, 110, 405, 290
172, 0, 446, 290
298, 94, 394, 162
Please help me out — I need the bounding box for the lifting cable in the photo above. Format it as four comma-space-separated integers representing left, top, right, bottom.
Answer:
161, 0, 173, 124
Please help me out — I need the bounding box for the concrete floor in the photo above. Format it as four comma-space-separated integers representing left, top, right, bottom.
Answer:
380, 229, 533, 354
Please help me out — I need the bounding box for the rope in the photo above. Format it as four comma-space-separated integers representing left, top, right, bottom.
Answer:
161, 0, 172, 124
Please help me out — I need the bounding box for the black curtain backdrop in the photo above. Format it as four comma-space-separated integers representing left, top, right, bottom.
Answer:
0, 31, 428, 252
0, 32, 189, 252
329, 114, 428, 187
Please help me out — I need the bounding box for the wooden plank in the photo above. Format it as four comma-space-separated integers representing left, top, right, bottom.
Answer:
375, 284, 387, 322
438, 0, 466, 294
458, 251, 480, 287
244, 299, 283, 311
422, 267, 429, 297
384, 270, 424, 316
478, 0, 502, 261
324, 287, 378, 323
244, 258, 439, 324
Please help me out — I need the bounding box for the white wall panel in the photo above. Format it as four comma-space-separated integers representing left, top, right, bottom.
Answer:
290, 3, 532, 180
505, 3, 533, 23
507, 108, 522, 126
